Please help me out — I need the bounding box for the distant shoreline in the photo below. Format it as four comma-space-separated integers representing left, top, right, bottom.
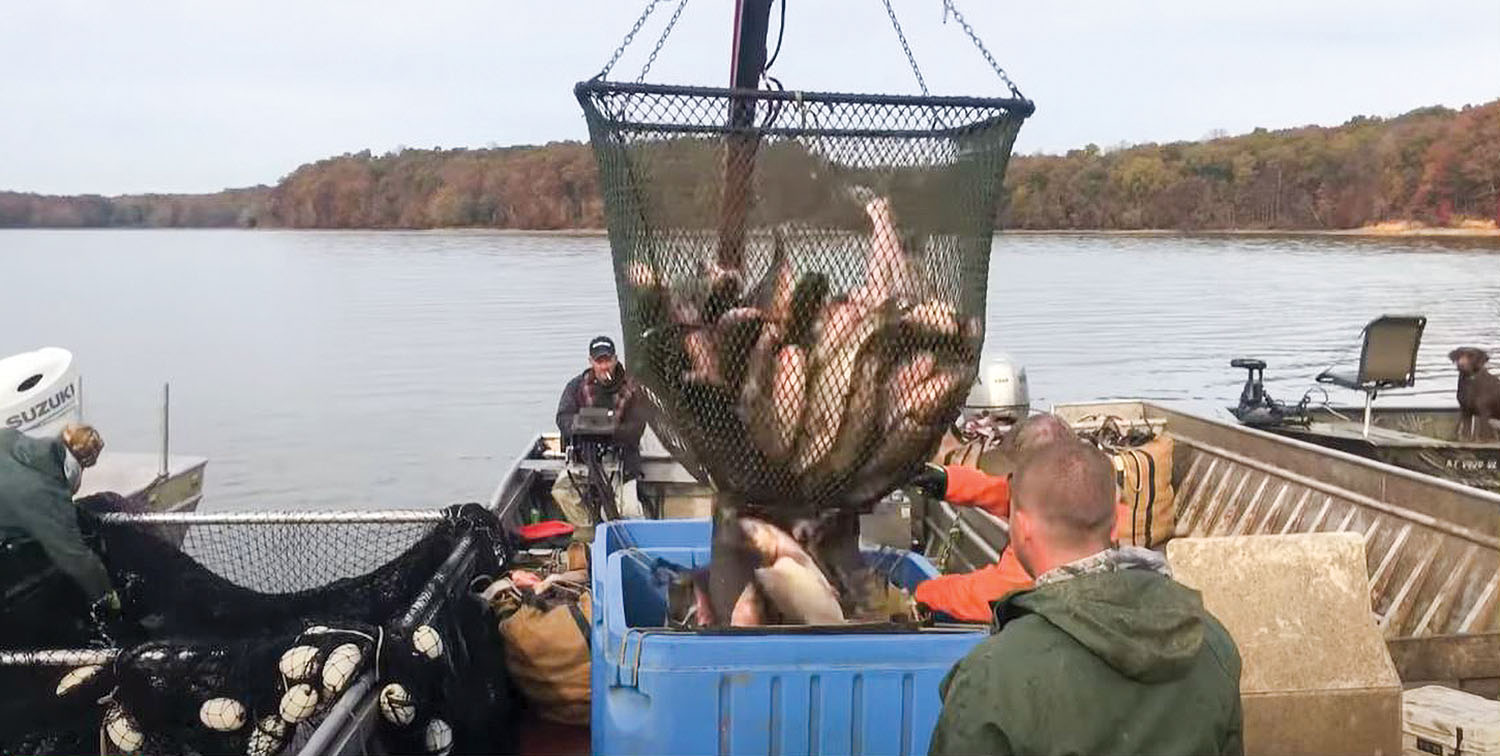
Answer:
6, 225, 1499, 239
1001, 225, 1500, 238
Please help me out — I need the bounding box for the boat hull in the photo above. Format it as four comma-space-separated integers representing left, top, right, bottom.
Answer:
1238, 406, 1500, 493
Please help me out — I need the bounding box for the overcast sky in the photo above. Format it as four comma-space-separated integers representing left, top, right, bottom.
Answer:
2, 0, 1496, 196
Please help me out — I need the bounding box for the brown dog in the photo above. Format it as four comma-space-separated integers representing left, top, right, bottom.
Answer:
1449, 347, 1500, 441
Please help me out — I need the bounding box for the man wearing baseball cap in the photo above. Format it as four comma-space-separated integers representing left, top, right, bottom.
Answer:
554, 336, 650, 521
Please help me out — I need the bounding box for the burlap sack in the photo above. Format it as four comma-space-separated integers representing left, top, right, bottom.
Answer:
499, 591, 592, 726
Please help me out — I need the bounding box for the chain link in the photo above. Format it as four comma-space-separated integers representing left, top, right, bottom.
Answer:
637, 0, 692, 83
881, 0, 929, 96
942, 0, 1023, 99
597, 0, 667, 80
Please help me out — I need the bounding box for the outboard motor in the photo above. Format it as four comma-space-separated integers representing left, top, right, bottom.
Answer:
0, 347, 82, 437
1230, 358, 1311, 428
962, 354, 1030, 425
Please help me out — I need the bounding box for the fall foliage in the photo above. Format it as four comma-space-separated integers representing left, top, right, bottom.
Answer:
2, 100, 1496, 231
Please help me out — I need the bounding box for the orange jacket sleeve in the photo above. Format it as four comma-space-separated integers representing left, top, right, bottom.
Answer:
941, 465, 1011, 519
914, 548, 1033, 622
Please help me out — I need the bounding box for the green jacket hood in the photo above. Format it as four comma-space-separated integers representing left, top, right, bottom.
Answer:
1001, 567, 1207, 683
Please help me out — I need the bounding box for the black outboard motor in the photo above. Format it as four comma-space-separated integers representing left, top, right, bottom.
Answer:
568, 407, 625, 521
1230, 358, 1312, 428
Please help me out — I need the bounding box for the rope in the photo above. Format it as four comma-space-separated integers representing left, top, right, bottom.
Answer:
940, 0, 1024, 99
880, 0, 930, 96
764, 0, 789, 72
597, 0, 669, 80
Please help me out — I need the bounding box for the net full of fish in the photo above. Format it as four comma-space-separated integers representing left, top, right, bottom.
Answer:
573, 78, 1031, 626
623, 190, 983, 625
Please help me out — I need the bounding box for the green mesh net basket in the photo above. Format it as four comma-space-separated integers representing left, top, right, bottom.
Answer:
576, 80, 1031, 514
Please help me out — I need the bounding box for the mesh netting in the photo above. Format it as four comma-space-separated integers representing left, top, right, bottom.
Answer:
577, 81, 1031, 514
1, 504, 513, 756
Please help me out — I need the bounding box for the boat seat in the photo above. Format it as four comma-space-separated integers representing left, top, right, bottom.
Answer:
1315, 314, 1426, 436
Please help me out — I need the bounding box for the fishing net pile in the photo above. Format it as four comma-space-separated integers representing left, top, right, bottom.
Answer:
576, 3, 1033, 623
0, 503, 514, 756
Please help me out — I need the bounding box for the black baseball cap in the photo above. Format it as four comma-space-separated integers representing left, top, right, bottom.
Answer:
589, 335, 617, 359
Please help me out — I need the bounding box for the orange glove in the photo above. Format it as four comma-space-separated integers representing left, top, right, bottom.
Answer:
942, 465, 1012, 519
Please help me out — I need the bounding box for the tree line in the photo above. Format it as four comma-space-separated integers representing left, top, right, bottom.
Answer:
3, 99, 1495, 231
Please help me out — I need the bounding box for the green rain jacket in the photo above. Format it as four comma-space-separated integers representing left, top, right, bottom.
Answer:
929, 551, 1243, 756
0, 428, 111, 600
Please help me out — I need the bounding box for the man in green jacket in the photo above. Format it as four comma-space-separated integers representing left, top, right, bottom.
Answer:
929, 438, 1243, 756
0, 424, 119, 636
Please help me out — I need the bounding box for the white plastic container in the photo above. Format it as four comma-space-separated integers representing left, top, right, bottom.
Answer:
1402, 685, 1500, 756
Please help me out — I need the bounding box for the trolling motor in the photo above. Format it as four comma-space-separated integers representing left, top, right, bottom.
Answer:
566, 407, 625, 521
1229, 358, 1312, 428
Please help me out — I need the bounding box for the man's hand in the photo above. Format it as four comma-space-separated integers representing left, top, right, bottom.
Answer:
90, 589, 121, 621
909, 463, 948, 500
87, 589, 126, 643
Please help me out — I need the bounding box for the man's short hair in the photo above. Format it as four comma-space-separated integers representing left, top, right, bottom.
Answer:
991, 413, 1076, 476
1011, 439, 1116, 546
61, 424, 104, 468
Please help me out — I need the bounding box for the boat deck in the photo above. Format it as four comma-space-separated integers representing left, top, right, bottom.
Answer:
1297, 420, 1473, 448
76, 451, 207, 512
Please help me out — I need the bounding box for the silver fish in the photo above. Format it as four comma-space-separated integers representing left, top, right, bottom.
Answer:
791, 300, 881, 475
743, 516, 844, 625
770, 344, 808, 462
714, 307, 765, 392
843, 360, 974, 506
801, 309, 900, 498
740, 323, 785, 455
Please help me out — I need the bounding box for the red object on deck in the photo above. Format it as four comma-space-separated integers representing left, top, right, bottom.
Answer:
517, 520, 575, 542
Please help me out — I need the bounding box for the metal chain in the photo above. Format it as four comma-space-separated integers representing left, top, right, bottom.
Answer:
942, 0, 1023, 98
881, 0, 929, 96
637, 0, 692, 83
597, 0, 667, 80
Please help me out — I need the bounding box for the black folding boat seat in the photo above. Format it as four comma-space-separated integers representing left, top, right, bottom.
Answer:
1316, 314, 1426, 437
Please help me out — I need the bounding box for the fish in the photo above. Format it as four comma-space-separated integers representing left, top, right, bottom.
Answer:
706, 497, 758, 626
714, 307, 765, 393
842, 360, 975, 507
740, 517, 844, 624
740, 324, 786, 456
861, 196, 905, 305
785, 272, 830, 348
729, 581, 766, 626
792, 300, 883, 477
799, 308, 901, 499
769, 345, 808, 463
800, 509, 866, 617
849, 194, 930, 306
683, 328, 720, 385
906, 300, 961, 337
744, 227, 795, 323
625, 260, 658, 289
702, 266, 744, 325
678, 382, 777, 498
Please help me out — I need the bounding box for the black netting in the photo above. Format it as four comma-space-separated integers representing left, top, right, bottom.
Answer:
577, 81, 1031, 514
1, 504, 515, 756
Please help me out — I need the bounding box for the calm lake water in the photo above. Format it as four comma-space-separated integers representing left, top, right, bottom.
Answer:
3, 229, 1498, 512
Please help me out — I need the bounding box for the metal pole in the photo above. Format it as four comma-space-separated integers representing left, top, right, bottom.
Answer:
97, 509, 448, 525
0, 649, 117, 667
160, 382, 170, 478
716, 0, 774, 270
1363, 391, 1374, 439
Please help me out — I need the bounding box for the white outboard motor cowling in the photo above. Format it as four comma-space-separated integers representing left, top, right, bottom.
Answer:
962, 354, 1030, 423
0, 347, 82, 437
